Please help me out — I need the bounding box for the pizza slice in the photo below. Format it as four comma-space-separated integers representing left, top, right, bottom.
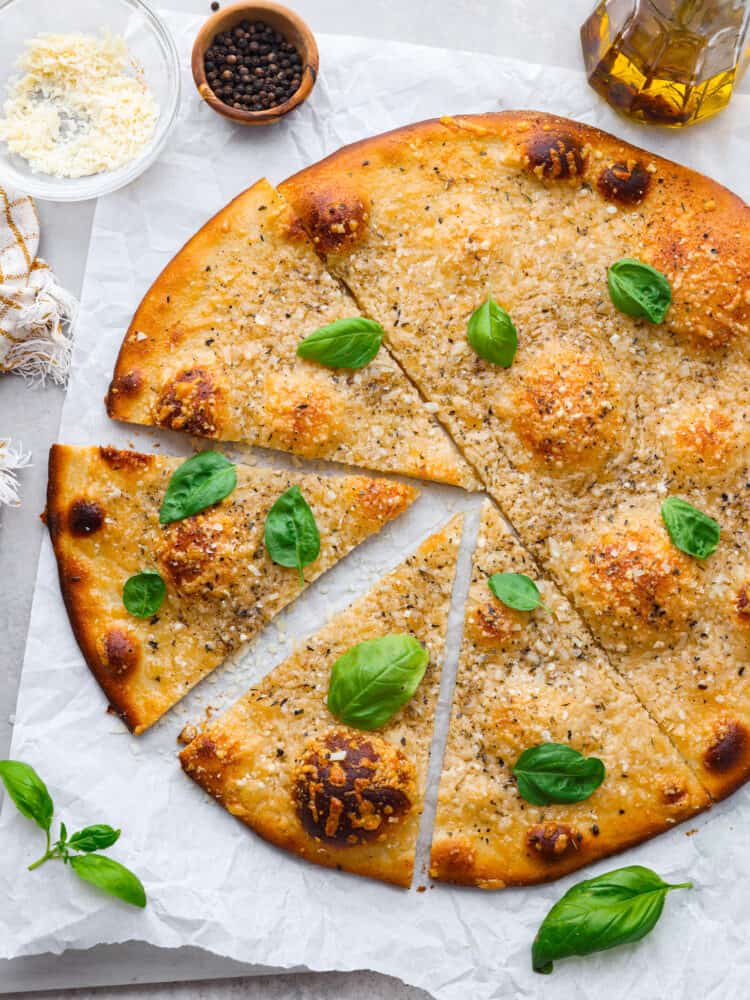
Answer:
430, 502, 709, 888
106, 178, 476, 491
46, 444, 419, 734
180, 515, 462, 887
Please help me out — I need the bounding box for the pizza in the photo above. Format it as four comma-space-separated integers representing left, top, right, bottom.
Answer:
63, 110, 750, 885
430, 502, 709, 888
46, 444, 418, 734
180, 516, 462, 887
279, 112, 750, 803
106, 177, 476, 491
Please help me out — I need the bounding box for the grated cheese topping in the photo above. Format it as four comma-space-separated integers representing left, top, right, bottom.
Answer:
0, 32, 159, 178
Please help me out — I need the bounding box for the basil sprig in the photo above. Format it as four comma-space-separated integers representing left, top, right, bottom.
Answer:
513, 743, 605, 805
661, 497, 720, 559
467, 294, 518, 367
123, 570, 165, 618
489, 572, 543, 612
532, 865, 691, 974
607, 258, 672, 324
296, 317, 384, 369
264, 485, 321, 585
159, 451, 237, 525
327, 633, 429, 730
0, 760, 146, 908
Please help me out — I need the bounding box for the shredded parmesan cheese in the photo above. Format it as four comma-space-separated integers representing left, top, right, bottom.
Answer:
0, 32, 159, 178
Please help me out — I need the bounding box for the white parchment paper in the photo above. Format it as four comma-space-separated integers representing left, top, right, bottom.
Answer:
3, 10, 750, 998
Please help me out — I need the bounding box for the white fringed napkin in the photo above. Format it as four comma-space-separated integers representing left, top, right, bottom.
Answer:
0, 185, 77, 385
0, 438, 31, 507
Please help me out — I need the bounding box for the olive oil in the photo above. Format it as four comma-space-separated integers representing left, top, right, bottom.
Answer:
581, 0, 750, 126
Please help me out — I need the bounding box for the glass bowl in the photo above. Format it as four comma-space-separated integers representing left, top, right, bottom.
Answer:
0, 0, 180, 201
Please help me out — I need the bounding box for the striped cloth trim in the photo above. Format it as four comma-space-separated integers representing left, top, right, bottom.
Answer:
0, 184, 76, 384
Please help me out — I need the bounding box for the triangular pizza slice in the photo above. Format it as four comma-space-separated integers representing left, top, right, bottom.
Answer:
106, 178, 476, 491
46, 444, 419, 734
430, 502, 709, 888
180, 515, 462, 887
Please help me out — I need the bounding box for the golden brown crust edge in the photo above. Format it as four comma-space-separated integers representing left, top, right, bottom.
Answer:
280, 110, 750, 349
106, 178, 286, 427
46, 445, 142, 732
179, 735, 413, 888
429, 803, 708, 890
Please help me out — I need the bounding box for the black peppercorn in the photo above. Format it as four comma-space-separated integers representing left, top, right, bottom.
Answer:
203, 18, 304, 113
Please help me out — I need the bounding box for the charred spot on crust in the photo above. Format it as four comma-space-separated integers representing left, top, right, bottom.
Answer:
195, 736, 218, 760
293, 728, 415, 846
301, 189, 370, 254
101, 628, 140, 676
154, 368, 220, 437
736, 585, 750, 624
526, 132, 585, 180
99, 446, 154, 472
704, 720, 748, 773
597, 160, 651, 204
662, 783, 688, 805
286, 214, 310, 244
430, 836, 477, 879
68, 499, 104, 536
527, 823, 583, 861
108, 369, 143, 399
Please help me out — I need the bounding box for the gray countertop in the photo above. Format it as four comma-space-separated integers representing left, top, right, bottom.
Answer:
4, 1, 744, 996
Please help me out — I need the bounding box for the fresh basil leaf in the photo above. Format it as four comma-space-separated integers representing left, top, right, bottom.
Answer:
661, 497, 720, 559
69, 854, 147, 908
513, 743, 605, 805
0, 760, 54, 832
68, 825, 122, 853
264, 486, 321, 585
327, 633, 429, 730
467, 294, 517, 367
296, 317, 384, 369
607, 258, 672, 324
532, 865, 690, 974
488, 572, 541, 611
159, 451, 237, 525
123, 571, 165, 618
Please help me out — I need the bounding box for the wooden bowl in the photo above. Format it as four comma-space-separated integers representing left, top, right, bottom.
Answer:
191, 2, 319, 126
